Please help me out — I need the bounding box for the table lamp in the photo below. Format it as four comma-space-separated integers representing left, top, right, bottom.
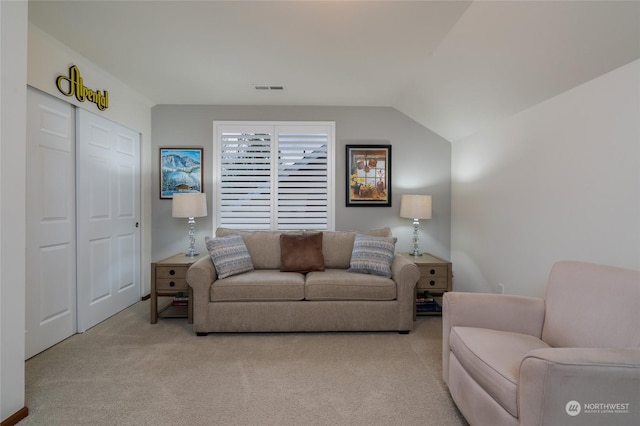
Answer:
399, 194, 432, 256
172, 192, 207, 257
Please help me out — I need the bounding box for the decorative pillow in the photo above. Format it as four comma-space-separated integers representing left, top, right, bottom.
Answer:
348, 234, 397, 278
205, 235, 254, 279
322, 227, 392, 269
280, 232, 325, 273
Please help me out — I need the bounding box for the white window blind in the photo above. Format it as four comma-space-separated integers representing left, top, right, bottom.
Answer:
214, 122, 335, 231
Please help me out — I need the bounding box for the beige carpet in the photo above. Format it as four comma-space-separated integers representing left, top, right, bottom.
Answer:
23, 300, 468, 425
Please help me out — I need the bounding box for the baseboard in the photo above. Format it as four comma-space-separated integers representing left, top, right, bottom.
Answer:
141, 294, 150, 301
1, 407, 29, 426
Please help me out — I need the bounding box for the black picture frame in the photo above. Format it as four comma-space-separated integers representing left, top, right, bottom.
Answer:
346, 144, 392, 207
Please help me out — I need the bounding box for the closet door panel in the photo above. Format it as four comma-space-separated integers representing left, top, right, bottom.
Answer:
76, 109, 141, 332
25, 88, 77, 359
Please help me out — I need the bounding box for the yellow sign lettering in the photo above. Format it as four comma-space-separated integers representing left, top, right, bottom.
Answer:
56, 65, 109, 111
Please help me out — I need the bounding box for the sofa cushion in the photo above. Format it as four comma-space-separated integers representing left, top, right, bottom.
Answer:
216, 228, 286, 269
449, 326, 551, 418
322, 227, 392, 269
347, 234, 396, 278
280, 232, 325, 273
211, 270, 305, 302
205, 235, 254, 279
305, 269, 396, 301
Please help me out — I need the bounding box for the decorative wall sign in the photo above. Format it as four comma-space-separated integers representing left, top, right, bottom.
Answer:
346, 144, 392, 207
56, 65, 109, 111
160, 148, 203, 199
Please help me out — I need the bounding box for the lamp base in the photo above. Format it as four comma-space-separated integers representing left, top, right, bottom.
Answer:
185, 217, 199, 257
410, 219, 423, 258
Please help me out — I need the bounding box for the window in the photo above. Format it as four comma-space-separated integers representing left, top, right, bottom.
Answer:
214, 122, 335, 231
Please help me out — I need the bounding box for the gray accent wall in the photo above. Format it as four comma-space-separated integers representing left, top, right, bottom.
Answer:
151, 105, 451, 262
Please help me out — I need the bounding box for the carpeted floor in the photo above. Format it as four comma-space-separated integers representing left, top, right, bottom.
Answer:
22, 300, 468, 425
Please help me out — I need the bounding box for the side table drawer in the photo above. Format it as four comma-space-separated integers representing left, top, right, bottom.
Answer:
416, 276, 449, 291
416, 265, 449, 290
156, 265, 188, 279
156, 278, 189, 291
420, 265, 448, 277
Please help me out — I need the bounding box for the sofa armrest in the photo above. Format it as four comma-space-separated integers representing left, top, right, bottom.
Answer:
442, 292, 545, 383
519, 348, 640, 426
391, 254, 420, 331
186, 256, 217, 331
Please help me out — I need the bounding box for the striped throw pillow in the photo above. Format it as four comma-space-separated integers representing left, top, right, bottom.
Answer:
205, 235, 254, 279
348, 234, 397, 278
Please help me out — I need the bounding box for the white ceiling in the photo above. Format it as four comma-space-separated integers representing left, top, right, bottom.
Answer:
28, 0, 640, 142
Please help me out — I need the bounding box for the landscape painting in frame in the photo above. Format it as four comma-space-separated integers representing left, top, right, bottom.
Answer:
160, 148, 203, 199
346, 144, 391, 207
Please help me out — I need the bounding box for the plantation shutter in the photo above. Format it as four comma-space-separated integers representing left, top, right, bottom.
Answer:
218, 125, 273, 229
215, 122, 334, 231
276, 127, 329, 230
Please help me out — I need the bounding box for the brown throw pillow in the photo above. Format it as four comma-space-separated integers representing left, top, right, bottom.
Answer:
280, 232, 325, 273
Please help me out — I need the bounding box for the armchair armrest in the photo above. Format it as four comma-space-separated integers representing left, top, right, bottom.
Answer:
442, 292, 545, 383
443, 292, 546, 335
391, 255, 420, 331
186, 255, 217, 331
519, 348, 640, 426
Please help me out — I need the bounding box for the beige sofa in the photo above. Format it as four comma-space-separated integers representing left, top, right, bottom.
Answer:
442, 261, 640, 426
186, 227, 420, 335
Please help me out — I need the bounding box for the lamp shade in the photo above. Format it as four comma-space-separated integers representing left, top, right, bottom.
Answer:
172, 192, 207, 218
399, 194, 432, 220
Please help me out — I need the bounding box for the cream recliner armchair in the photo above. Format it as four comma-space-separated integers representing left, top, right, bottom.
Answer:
442, 261, 640, 426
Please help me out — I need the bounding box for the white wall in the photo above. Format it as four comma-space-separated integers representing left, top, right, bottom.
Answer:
151, 105, 452, 262
1, 1, 27, 422
27, 24, 155, 295
451, 60, 640, 297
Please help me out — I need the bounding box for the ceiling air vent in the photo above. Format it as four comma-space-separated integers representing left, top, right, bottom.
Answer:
253, 85, 285, 91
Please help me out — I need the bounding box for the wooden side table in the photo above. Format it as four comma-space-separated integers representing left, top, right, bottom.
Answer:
399, 252, 452, 318
150, 253, 206, 324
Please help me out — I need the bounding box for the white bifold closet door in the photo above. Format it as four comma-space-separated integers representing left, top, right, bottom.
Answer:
26, 88, 141, 358
26, 88, 77, 358
76, 108, 141, 333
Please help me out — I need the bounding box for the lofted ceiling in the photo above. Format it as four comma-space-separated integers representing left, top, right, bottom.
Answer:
28, 0, 640, 142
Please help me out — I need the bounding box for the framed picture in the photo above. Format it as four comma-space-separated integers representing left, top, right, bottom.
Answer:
346, 144, 392, 207
159, 148, 203, 199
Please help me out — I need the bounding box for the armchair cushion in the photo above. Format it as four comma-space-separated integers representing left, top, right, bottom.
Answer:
442, 292, 546, 383
449, 327, 550, 417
